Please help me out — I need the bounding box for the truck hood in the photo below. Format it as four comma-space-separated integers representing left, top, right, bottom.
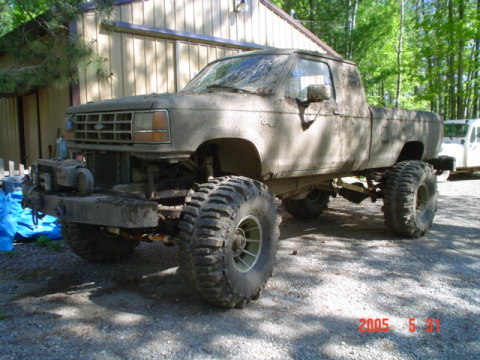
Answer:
438, 142, 464, 167
442, 137, 466, 145
67, 91, 273, 114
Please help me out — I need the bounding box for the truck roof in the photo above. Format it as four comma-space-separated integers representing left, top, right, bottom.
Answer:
209, 48, 355, 66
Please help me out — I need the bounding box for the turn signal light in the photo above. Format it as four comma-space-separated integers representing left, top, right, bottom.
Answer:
133, 131, 170, 143
152, 111, 169, 130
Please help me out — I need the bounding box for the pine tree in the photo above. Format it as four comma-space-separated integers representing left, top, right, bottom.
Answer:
0, 0, 112, 97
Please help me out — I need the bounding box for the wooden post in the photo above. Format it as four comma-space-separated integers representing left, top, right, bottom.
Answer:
9, 161, 15, 177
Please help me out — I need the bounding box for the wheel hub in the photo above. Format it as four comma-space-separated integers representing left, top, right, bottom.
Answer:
232, 215, 263, 273
232, 230, 247, 257
416, 184, 429, 215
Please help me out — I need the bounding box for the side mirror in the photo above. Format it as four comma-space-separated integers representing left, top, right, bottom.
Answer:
307, 84, 331, 102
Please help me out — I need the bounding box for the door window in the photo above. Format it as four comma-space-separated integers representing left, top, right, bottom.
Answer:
285, 59, 334, 101
470, 127, 477, 143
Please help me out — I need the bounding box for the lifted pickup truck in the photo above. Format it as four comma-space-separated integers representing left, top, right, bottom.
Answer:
23, 49, 452, 308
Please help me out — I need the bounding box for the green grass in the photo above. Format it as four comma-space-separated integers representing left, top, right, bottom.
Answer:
1, 249, 19, 257
35, 236, 64, 251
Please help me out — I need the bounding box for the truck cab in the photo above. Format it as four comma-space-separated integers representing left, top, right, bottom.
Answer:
438, 119, 480, 175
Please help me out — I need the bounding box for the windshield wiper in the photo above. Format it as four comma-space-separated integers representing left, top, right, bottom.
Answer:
205, 84, 254, 94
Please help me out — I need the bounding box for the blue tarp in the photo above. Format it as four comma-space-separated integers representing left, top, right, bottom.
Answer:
0, 191, 16, 251
0, 190, 62, 251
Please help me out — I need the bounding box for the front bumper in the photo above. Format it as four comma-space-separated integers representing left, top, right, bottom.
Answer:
427, 156, 456, 171
23, 186, 159, 228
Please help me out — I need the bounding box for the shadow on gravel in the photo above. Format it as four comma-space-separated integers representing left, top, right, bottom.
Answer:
274, 191, 480, 359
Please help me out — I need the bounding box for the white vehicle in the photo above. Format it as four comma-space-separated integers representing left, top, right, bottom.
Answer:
437, 118, 480, 181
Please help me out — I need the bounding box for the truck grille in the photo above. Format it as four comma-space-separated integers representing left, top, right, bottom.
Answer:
87, 152, 119, 188
73, 112, 133, 144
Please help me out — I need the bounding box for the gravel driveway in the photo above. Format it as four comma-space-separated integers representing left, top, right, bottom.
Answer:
1, 176, 479, 360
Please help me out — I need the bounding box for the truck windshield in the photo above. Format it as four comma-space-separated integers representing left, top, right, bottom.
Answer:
183, 55, 288, 94
444, 124, 469, 137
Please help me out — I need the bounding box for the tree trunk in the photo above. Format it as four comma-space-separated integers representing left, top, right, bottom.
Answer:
448, 0, 456, 119
395, 0, 405, 108
472, 0, 480, 118
457, 0, 465, 118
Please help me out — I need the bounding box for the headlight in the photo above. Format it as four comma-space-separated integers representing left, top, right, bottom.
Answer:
133, 110, 170, 143
64, 114, 74, 139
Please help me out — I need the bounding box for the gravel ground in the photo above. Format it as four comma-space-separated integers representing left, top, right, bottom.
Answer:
0, 175, 479, 360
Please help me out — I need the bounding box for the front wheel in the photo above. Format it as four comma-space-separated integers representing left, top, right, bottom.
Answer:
62, 222, 138, 263
177, 176, 279, 308
383, 161, 438, 237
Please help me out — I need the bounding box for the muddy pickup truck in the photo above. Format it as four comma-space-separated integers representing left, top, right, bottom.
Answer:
23, 49, 453, 308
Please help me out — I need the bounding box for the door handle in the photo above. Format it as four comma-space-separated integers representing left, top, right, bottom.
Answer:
333, 109, 347, 116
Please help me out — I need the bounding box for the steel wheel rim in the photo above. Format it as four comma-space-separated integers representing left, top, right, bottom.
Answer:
416, 183, 429, 215
232, 215, 263, 273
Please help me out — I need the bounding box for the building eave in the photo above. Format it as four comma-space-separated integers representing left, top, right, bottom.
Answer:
259, 0, 342, 58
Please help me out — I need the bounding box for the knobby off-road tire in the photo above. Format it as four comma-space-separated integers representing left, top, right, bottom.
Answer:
383, 161, 438, 237
282, 189, 330, 219
62, 222, 138, 263
177, 176, 279, 308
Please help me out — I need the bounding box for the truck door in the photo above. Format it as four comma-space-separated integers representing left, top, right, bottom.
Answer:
466, 126, 480, 167
275, 57, 348, 177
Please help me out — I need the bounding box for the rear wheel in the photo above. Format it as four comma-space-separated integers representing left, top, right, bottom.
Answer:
282, 189, 330, 219
62, 222, 138, 262
177, 176, 279, 308
383, 161, 438, 237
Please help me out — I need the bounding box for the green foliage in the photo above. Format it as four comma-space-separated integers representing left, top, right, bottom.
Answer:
0, 313, 7, 320
0, 0, 113, 97
273, 0, 480, 118
2, 249, 19, 257
35, 235, 64, 251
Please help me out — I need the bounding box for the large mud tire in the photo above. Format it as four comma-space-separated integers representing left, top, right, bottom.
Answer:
62, 222, 138, 263
383, 161, 438, 237
282, 189, 330, 219
177, 176, 279, 308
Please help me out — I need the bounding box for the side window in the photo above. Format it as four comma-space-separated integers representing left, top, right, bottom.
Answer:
470, 127, 476, 143
285, 59, 334, 101
477, 127, 480, 143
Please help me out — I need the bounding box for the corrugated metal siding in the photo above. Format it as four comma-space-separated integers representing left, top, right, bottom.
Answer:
78, 0, 325, 102
22, 93, 40, 166
38, 86, 71, 159
0, 53, 70, 164
0, 54, 21, 163
0, 97, 20, 164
